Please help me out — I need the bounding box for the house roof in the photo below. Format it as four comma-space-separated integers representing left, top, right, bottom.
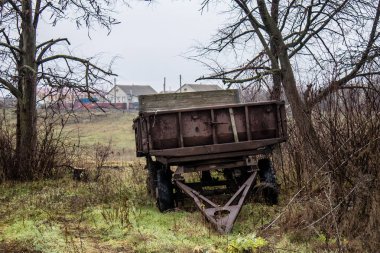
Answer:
115, 85, 157, 96
178, 84, 222, 92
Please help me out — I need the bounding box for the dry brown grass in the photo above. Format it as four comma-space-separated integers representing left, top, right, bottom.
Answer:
272, 87, 380, 252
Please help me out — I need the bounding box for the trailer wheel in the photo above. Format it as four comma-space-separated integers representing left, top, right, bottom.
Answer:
146, 159, 158, 199
156, 167, 174, 212
258, 158, 279, 205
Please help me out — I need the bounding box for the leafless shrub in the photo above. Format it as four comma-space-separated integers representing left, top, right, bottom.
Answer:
0, 109, 80, 181
0, 118, 16, 181
94, 141, 113, 181
320, 87, 380, 252
33, 110, 79, 179
276, 83, 380, 251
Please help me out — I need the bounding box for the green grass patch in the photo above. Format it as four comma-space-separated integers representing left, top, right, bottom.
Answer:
63, 112, 136, 151
1, 169, 346, 253
0, 170, 276, 253
3, 219, 67, 253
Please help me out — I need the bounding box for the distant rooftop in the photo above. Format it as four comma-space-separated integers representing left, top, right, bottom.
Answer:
177, 84, 222, 92
115, 85, 157, 96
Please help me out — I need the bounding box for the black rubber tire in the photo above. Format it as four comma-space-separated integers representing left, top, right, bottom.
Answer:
146, 158, 158, 199
156, 167, 174, 212
223, 167, 252, 192
258, 158, 279, 205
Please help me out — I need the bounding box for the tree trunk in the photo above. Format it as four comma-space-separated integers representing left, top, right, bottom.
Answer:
278, 50, 327, 167
256, 0, 328, 167
17, 88, 37, 180
15, 0, 37, 180
269, 0, 281, 101
272, 25, 328, 167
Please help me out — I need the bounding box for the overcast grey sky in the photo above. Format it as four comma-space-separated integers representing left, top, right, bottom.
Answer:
39, 1, 227, 93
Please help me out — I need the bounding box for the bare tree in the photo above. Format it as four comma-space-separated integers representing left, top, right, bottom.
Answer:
0, 0, 119, 179
196, 0, 380, 166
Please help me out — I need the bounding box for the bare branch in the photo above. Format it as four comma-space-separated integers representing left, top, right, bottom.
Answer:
309, 0, 380, 106
234, 0, 277, 64
0, 41, 22, 53
288, 0, 350, 58
37, 54, 116, 76
33, 0, 42, 28
0, 76, 21, 98
1, 29, 21, 62
1, 0, 22, 16
198, 69, 279, 86
36, 38, 71, 62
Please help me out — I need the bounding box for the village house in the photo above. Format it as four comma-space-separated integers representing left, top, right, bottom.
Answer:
176, 84, 222, 93
107, 84, 157, 109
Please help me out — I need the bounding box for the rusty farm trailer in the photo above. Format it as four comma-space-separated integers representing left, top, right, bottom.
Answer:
133, 90, 287, 233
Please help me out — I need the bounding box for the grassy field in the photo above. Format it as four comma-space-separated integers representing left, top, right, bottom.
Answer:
63, 112, 137, 160
0, 111, 345, 252
0, 168, 316, 253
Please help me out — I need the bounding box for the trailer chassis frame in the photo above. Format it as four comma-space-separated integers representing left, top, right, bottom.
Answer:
174, 170, 257, 234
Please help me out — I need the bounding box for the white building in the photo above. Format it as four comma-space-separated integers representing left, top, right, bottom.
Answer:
107, 84, 157, 106
176, 84, 222, 93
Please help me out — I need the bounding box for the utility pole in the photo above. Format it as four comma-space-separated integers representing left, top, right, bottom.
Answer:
114, 87, 117, 104
179, 74, 182, 93
114, 78, 117, 104
163, 77, 166, 93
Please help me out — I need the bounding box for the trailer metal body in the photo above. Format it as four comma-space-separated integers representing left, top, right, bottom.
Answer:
133, 96, 287, 233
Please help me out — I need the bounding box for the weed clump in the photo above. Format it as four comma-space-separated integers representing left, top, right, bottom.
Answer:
227, 234, 268, 253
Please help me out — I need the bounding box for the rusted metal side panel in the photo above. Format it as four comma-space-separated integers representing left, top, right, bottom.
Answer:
149, 113, 179, 150
134, 101, 287, 160
248, 104, 278, 140
181, 110, 213, 146
214, 107, 248, 143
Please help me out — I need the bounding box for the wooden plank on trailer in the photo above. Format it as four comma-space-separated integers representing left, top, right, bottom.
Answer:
229, 108, 239, 142
178, 112, 184, 147
245, 106, 252, 141
211, 109, 218, 144
138, 89, 241, 112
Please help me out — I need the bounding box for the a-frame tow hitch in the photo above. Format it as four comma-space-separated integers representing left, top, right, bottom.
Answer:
175, 171, 257, 234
